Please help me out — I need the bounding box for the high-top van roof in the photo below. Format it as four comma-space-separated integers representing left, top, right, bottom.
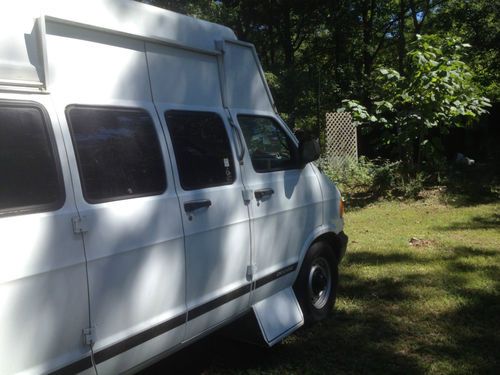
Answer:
0, 0, 237, 87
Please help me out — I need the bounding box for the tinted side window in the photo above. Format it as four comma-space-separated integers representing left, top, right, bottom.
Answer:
0, 103, 64, 216
67, 106, 166, 203
165, 111, 235, 190
237, 115, 299, 173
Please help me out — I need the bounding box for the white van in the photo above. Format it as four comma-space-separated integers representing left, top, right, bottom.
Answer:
0, 1, 348, 374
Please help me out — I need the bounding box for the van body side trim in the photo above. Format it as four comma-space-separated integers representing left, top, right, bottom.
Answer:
93, 314, 187, 364
48, 357, 94, 375
47, 313, 186, 375
255, 263, 298, 289
187, 283, 251, 320
47, 263, 298, 374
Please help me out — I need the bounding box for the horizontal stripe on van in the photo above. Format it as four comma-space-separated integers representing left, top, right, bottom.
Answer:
48, 262, 298, 375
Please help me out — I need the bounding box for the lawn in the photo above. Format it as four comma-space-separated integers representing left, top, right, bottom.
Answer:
144, 193, 500, 374
328, 195, 499, 374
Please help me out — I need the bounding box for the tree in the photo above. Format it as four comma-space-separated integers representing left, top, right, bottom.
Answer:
343, 34, 490, 171
428, 0, 500, 101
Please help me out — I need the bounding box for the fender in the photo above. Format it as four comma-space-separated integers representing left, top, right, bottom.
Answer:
294, 223, 344, 282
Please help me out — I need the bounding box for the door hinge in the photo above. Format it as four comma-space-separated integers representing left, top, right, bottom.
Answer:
215, 40, 225, 53
72, 216, 88, 234
242, 189, 253, 204
83, 326, 96, 346
246, 264, 257, 281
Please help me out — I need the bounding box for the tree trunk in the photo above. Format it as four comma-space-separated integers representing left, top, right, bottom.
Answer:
398, 0, 406, 74
362, 0, 375, 77
278, 2, 296, 127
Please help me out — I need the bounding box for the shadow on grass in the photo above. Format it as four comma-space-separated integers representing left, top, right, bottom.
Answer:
141, 268, 424, 374
345, 251, 420, 266
141, 244, 499, 374
436, 212, 500, 231
422, 262, 500, 374
347, 192, 381, 209
339, 246, 499, 374
440, 162, 500, 208
447, 245, 498, 258
141, 305, 423, 375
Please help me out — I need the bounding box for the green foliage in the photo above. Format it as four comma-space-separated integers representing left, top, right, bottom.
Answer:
431, 0, 500, 101
317, 156, 424, 201
343, 35, 491, 171
317, 157, 375, 194
339, 101, 378, 125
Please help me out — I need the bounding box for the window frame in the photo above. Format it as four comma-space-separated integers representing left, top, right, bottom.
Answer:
0, 100, 66, 217
66, 104, 167, 204
164, 109, 237, 191
236, 114, 301, 174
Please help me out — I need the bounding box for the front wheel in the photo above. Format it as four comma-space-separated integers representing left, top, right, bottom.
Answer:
293, 241, 338, 324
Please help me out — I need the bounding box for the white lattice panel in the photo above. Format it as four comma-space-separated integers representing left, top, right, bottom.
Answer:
325, 112, 357, 162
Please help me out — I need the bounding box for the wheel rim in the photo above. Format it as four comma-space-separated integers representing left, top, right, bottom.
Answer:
308, 257, 332, 309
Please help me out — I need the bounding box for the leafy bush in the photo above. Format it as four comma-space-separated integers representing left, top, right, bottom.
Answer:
316, 156, 374, 194
340, 34, 491, 173
316, 157, 425, 202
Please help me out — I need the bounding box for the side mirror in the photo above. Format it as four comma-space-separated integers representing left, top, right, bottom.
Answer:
299, 139, 320, 166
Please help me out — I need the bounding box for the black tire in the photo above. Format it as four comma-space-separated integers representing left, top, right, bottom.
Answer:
293, 241, 339, 324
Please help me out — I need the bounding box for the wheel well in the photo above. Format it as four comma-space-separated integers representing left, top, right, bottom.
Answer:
313, 232, 342, 263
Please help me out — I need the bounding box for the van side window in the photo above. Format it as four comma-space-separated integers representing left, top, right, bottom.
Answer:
165, 111, 235, 190
237, 115, 299, 173
67, 106, 166, 203
0, 103, 64, 216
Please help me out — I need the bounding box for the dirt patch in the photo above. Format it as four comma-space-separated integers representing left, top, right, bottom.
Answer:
408, 237, 434, 247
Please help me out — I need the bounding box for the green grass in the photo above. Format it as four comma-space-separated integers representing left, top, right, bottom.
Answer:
332, 197, 500, 374
145, 194, 500, 374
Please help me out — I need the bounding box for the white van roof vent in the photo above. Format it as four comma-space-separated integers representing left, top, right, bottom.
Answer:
0, 0, 238, 92
0, 14, 46, 91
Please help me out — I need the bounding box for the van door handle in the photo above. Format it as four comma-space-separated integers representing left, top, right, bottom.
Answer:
184, 199, 212, 213
254, 188, 274, 200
